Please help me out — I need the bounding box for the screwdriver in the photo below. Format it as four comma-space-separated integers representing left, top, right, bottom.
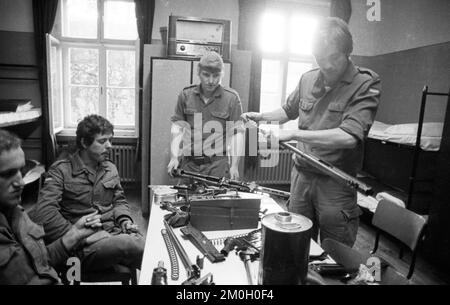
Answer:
151, 261, 168, 285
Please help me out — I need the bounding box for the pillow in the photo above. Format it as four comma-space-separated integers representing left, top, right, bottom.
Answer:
384, 122, 444, 137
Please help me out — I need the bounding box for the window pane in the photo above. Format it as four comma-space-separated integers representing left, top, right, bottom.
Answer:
104, 0, 138, 40
62, 0, 98, 39
107, 88, 135, 126
69, 48, 99, 86
286, 61, 313, 95
259, 12, 285, 53
50, 45, 63, 130
260, 59, 283, 114
70, 86, 99, 124
289, 15, 318, 55
107, 50, 135, 87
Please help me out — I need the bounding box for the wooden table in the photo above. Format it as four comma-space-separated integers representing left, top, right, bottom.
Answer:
139, 190, 325, 285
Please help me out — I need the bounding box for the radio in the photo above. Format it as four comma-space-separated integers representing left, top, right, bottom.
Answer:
167, 15, 231, 61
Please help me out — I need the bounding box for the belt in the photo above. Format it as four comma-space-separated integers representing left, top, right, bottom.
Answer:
185, 155, 219, 165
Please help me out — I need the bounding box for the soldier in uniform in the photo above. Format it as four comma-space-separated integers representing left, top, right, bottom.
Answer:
242, 17, 381, 247
167, 51, 245, 180
0, 129, 102, 284
30, 115, 145, 273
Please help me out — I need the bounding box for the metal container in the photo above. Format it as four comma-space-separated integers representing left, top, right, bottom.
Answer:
258, 211, 313, 285
151, 186, 178, 205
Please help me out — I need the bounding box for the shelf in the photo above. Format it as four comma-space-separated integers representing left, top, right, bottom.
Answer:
0, 108, 42, 127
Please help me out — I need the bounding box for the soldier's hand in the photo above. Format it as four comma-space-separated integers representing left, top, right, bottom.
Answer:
167, 158, 180, 177
62, 212, 102, 250
229, 165, 240, 180
121, 219, 140, 234
241, 112, 263, 123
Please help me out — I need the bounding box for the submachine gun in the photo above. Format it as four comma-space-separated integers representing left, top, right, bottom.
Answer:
171, 169, 291, 199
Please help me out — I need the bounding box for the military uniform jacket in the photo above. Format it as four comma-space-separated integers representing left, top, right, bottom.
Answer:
0, 206, 66, 284
31, 151, 133, 244
171, 84, 244, 157
282, 61, 381, 176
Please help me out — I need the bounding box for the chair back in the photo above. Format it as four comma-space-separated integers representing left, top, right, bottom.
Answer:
372, 199, 427, 251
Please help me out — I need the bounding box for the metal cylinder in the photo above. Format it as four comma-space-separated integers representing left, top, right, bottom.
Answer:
258, 211, 313, 285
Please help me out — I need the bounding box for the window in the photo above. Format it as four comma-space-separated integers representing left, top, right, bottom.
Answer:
48, 0, 139, 136
258, 10, 319, 131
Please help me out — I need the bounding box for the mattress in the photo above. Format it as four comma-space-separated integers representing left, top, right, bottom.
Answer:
368, 120, 443, 151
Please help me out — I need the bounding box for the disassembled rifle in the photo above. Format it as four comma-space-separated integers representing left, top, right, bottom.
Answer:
163, 220, 214, 285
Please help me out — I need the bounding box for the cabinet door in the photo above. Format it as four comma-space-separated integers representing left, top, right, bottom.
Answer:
150, 58, 191, 185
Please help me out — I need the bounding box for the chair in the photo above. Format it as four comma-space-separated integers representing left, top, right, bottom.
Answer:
371, 199, 427, 279
322, 238, 410, 285
72, 265, 138, 285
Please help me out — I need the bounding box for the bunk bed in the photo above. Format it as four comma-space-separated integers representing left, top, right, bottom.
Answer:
360, 86, 448, 215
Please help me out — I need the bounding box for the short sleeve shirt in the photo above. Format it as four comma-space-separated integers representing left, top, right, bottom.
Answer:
171, 84, 244, 157
282, 61, 381, 175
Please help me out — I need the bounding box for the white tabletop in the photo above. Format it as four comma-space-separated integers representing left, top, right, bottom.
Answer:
139, 190, 324, 285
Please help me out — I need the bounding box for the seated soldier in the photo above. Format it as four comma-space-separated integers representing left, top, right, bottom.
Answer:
0, 129, 102, 285
30, 115, 144, 273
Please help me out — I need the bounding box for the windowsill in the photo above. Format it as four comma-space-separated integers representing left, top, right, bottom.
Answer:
56, 129, 138, 144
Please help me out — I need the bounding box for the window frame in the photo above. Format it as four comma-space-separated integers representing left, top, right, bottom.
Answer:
51, 0, 139, 137
259, 8, 323, 128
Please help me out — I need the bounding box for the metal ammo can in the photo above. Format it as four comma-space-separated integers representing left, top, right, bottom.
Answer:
258, 211, 313, 285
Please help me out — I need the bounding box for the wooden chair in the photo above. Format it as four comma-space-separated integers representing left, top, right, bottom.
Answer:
322, 238, 409, 285
72, 265, 138, 285
371, 199, 427, 279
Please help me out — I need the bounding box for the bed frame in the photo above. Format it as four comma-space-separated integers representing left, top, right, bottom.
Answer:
362, 86, 448, 214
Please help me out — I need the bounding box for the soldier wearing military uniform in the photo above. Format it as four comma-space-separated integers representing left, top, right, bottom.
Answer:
168, 51, 244, 179
31, 115, 144, 273
242, 17, 380, 247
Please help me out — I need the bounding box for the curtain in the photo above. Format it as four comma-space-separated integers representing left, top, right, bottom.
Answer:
330, 0, 352, 23
238, 0, 267, 171
32, 0, 59, 168
135, 0, 155, 161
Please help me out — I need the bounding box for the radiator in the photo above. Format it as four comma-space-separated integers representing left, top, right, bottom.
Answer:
57, 144, 137, 183
108, 145, 137, 183
244, 148, 294, 185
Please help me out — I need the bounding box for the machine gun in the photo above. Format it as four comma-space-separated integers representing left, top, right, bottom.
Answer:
171, 169, 290, 199
279, 142, 373, 196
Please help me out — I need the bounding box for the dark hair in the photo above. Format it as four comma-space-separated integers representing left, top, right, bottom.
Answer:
76, 115, 114, 149
0, 129, 21, 155
312, 17, 353, 56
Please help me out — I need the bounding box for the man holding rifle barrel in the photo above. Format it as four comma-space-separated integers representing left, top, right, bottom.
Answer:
242, 17, 380, 247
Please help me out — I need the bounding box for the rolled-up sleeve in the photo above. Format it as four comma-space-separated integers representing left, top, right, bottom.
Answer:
170, 91, 186, 124
282, 81, 301, 120
340, 76, 381, 142
229, 93, 245, 133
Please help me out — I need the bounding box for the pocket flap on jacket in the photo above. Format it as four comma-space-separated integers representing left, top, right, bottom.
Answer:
102, 178, 120, 189
183, 108, 196, 115
341, 206, 362, 221
210, 111, 229, 119
27, 225, 45, 239
300, 99, 314, 111
328, 102, 345, 112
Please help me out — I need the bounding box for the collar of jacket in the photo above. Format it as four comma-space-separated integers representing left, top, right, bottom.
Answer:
193, 84, 224, 98
69, 150, 110, 176
312, 60, 358, 97
0, 205, 24, 231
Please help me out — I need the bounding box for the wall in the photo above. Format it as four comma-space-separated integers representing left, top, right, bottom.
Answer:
152, 0, 239, 45
0, 0, 42, 162
349, 0, 450, 124
350, 0, 450, 56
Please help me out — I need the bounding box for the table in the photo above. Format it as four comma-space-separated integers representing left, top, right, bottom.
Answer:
139, 189, 325, 285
